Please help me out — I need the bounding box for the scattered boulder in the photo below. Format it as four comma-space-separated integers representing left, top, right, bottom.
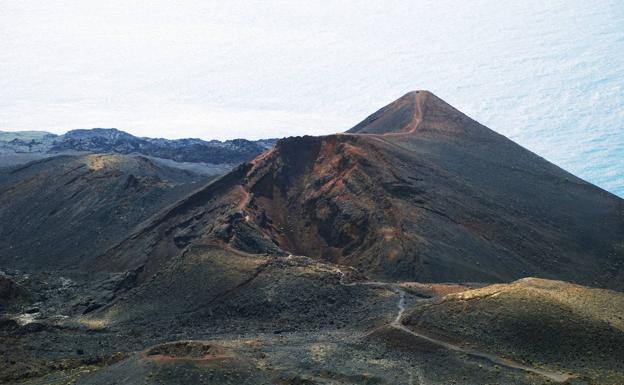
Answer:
0, 274, 28, 305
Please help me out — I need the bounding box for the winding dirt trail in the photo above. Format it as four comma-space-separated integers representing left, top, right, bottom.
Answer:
342, 91, 424, 139
334, 269, 574, 383
380, 91, 424, 136
237, 185, 251, 210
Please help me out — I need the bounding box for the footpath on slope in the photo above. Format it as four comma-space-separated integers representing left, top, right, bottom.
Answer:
333, 268, 574, 383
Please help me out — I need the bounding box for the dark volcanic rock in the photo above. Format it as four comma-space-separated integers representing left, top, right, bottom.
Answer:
0, 273, 28, 305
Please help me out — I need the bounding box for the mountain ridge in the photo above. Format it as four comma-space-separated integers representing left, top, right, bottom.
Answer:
0, 128, 277, 166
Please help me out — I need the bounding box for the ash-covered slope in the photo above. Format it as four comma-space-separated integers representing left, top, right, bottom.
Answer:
100, 91, 624, 289
0, 154, 211, 271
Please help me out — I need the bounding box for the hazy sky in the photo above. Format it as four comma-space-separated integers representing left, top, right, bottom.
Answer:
1, 1, 623, 195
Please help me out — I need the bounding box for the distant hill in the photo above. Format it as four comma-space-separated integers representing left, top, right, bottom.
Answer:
0, 130, 56, 142
0, 128, 277, 167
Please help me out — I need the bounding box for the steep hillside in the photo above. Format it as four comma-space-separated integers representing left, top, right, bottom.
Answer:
0, 154, 211, 271
100, 91, 623, 289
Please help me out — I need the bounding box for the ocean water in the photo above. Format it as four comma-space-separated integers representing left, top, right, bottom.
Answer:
1, 0, 623, 196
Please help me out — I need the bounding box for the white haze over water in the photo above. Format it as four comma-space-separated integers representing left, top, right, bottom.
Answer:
1, 1, 623, 196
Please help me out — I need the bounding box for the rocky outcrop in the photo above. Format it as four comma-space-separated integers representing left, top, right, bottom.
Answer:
0, 274, 28, 305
